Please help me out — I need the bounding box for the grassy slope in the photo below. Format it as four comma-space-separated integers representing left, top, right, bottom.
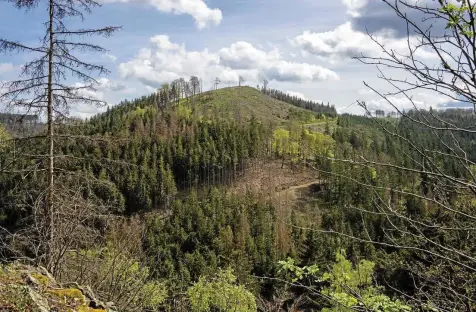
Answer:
186, 86, 316, 125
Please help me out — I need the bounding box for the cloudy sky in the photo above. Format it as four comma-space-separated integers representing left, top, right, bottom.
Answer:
0, 0, 466, 117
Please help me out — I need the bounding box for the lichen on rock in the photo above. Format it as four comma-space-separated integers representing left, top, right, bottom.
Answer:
0, 263, 115, 312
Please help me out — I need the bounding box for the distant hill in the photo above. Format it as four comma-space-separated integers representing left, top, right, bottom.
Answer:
60, 85, 331, 213
191, 86, 322, 124
91, 86, 323, 129
0, 113, 38, 124
84, 86, 326, 138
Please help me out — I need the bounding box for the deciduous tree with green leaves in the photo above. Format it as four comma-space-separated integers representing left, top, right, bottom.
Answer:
278, 251, 411, 311
188, 268, 257, 312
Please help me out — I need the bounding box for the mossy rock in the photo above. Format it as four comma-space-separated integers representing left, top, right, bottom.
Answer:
30, 273, 51, 288
0, 263, 115, 312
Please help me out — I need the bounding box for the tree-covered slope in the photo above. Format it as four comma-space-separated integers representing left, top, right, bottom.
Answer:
86, 86, 324, 137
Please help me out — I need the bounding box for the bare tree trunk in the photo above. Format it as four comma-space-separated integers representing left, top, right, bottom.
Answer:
46, 0, 55, 267
1, 0, 119, 277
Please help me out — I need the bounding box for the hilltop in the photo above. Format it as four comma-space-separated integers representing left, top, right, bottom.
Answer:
86, 86, 331, 136
190, 86, 326, 124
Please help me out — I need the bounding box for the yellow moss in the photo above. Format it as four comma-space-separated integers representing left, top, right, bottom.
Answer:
31, 273, 50, 287
48, 288, 86, 305
1, 264, 110, 312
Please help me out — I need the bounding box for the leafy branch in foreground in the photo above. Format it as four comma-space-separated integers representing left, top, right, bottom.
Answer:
314, 0, 476, 310
278, 251, 411, 312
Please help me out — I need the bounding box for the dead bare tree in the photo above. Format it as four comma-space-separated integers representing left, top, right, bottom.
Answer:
190, 76, 200, 97
239, 76, 245, 87
0, 0, 119, 270
263, 79, 269, 92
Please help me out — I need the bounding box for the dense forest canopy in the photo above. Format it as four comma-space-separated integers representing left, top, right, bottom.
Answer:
2, 81, 476, 310
1, 0, 476, 311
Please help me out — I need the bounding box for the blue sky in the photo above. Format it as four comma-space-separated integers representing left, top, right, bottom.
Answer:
0, 0, 468, 117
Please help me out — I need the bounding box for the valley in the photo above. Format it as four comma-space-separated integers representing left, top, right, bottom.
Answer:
1, 0, 476, 310
2, 80, 476, 310
1, 83, 475, 311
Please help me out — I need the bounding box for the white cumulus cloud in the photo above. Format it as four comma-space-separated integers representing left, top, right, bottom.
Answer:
342, 0, 367, 17
101, 0, 222, 29
286, 91, 307, 100
293, 22, 436, 64
118, 35, 339, 88
342, 0, 463, 18
69, 78, 130, 118
362, 91, 457, 113
219, 42, 281, 69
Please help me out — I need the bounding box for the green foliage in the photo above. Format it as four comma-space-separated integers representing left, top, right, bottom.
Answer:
278, 251, 411, 312
272, 126, 335, 166
187, 268, 257, 312
132, 106, 147, 118
140, 281, 168, 311
0, 125, 9, 150
0, 125, 9, 140
440, 1, 476, 37
321, 251, 410, 311
302, 128, 335, 158
177, 102, 192, 120
288, 108, 318, 123
277, 257, 319, 283
470, 165, 476, 182
272, 128, 290, 158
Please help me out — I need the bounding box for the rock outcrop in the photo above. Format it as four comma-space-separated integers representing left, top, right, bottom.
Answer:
0, 263, 115, 312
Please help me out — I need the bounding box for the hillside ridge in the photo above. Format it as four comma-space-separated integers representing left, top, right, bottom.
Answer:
91, 86, 330, 129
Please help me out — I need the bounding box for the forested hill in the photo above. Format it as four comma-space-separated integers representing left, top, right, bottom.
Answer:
4, 0, 476, 310
2, 80, 476, 311
27, 85, 331, 216
85, 86, 325, 135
